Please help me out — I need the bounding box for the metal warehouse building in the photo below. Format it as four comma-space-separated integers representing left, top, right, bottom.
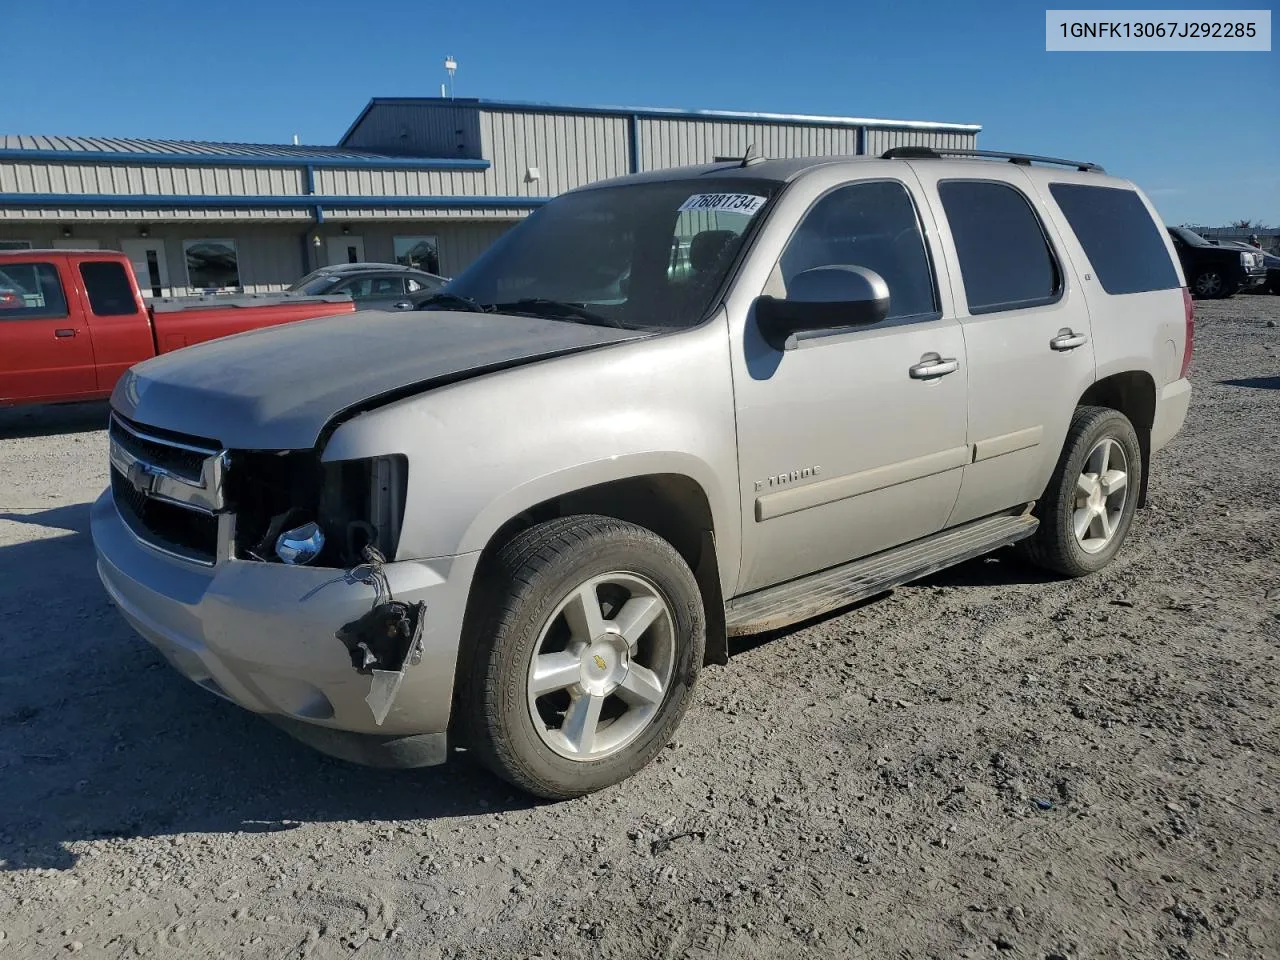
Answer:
0, 98, 980, 297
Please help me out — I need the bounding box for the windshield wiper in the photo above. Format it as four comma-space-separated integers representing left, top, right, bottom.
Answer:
488, 298, 623, 328
413, 292, 492, 313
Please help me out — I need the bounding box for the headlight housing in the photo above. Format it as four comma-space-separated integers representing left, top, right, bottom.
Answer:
228, 451, 408, 566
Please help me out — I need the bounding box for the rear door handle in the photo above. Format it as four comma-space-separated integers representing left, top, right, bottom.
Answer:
1050, 329, 1088, 351
54, 328, 77, 338
909, 353, 959, 379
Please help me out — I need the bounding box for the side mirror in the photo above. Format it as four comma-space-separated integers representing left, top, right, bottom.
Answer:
755, 265, 890, 350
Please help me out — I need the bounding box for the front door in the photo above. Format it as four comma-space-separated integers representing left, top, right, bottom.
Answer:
730, 169, 970, 593
0, 256, 97, 404
327, 236, 365, 266
910, 168, 1097, 526
120, 239, 171, 298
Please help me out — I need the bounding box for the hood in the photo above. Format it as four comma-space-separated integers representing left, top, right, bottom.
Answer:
112, 309, 644, 449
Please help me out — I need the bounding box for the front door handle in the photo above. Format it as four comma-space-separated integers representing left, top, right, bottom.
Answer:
909, 353, 959, 379
1050, 329, 1088, 351
54, 328, 76, 338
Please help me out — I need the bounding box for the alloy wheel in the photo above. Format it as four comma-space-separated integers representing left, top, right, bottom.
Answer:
1195, 271, 1223, 297
1073, 437, 1129, 554
526, 572, 675, 761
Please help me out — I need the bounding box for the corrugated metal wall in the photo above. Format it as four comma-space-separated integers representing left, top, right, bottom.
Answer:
342, 103, 483, 159
636, 118, 861, 170
479, 110, 631, 195
864, 128, 977, 155
0, 161, 303, 196
0, 205, 312, 222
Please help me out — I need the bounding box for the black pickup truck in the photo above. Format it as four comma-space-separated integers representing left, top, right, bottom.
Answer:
1167, 227, 1268, 299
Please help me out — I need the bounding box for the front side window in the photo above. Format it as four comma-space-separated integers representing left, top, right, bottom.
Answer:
778, 179, 937, 320
0, 262, 68, 319
1049, 183, 1180, 295
938, 180, 1061, 314
80, 261, 139, 315
394, 236, 440, 274
333, 277, 374, 298
445, 178, 779, 330
369, 276, 406, 297
183, 239, 240, 291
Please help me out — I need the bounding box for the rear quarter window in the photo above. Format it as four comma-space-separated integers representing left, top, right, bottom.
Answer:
1049, 183, 1180, 295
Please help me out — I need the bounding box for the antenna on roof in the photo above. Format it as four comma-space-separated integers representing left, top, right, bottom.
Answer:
444, 56, 457, 98
292, 134, 300, 146
712, 143, 765, 167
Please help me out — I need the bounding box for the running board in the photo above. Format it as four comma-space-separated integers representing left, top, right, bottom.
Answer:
724, 512, 1038, 636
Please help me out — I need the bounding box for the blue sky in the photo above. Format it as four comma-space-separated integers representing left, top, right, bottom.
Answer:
4, 0, 1276, 225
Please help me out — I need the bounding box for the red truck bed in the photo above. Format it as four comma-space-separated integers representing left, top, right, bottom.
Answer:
1, 250, 356, 408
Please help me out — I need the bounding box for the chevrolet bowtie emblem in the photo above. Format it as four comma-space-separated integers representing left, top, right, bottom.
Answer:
127, 460, 159, 496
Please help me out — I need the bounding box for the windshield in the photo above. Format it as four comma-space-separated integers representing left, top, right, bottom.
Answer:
443, 178, 780, 330
285, 271, 340, 294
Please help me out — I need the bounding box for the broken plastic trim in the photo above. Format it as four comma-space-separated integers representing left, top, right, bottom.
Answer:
335, 545, 426, 726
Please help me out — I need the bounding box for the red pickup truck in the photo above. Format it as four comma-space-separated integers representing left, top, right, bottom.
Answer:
1, 249, 356, 408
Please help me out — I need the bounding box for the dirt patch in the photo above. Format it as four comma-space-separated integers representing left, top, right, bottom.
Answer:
1, 297, 1277, 959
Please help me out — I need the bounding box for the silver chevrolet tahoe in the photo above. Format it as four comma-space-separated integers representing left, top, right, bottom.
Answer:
92, 148, 1194, 799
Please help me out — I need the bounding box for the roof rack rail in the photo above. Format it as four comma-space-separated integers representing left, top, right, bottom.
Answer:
880, 146, 1104, 173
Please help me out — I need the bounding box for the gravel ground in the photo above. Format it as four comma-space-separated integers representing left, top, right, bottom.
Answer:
1, 296, 1278, 960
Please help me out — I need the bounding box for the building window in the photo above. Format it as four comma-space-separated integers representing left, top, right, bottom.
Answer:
0, 240, 33, 251
183, 239, 241, 291
394, 236, 440, 274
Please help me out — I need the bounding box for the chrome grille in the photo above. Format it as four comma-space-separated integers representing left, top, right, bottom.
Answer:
108, 415, 226, 565
109, 416, 211, 481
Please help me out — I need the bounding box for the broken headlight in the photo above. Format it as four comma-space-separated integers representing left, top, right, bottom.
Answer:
229, 452, 408, 567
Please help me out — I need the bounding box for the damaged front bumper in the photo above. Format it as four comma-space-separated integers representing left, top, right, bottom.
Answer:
91, 490, 480, 765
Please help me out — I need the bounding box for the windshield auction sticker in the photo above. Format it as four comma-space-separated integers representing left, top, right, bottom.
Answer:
1047, 9, 1270, 50
679, 194, 768, 215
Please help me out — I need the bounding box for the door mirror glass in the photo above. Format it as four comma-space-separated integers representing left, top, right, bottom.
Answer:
755, 265, 890, 349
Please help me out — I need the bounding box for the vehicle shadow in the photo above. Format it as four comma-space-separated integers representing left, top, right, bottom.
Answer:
0, 504, 530, 873
0, 401, 110, 438
1220, 376, 1280, 390
728, 550, 1055, 656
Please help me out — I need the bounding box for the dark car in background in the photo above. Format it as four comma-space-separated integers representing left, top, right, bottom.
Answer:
1262, 250, 1280, 295
287, 262, 448, 310
1166, 227, 1267, 299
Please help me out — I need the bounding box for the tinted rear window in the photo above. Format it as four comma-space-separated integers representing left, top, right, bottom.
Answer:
937, 180, 1060, 314
80, 261, 139, 315
1050, 183, 1180, 295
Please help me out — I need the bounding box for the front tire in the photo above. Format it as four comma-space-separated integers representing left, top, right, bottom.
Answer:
460, 515, 704, 800
1021, 406, 1142, 578
1193, 268, 1235, 299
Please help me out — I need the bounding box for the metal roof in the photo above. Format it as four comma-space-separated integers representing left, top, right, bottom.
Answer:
340, 97, 983, 145
0, 136, 488, 170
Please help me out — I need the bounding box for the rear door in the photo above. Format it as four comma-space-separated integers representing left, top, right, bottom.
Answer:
0, 256, 98, 404
70, 256, 153, 395
910, 165, 1097, 525
1038, 180, 1188, 391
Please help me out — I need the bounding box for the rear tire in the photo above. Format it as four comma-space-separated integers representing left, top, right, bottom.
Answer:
1021, 406, 1142, 578
460, 515, 704, 800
